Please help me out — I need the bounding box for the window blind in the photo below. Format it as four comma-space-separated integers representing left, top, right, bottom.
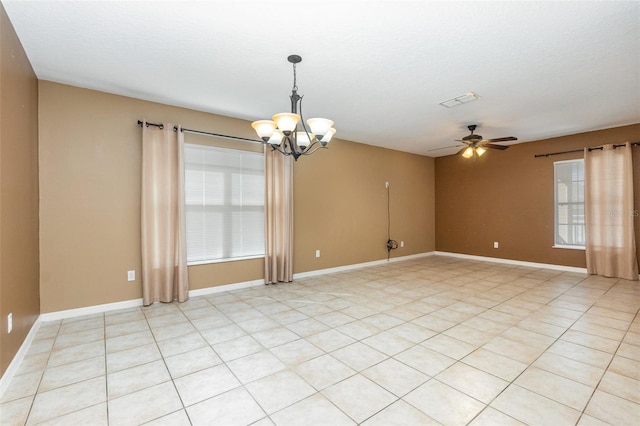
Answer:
184, 144, 265, 264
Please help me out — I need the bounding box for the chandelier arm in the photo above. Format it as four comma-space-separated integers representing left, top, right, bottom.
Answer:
300, 143, 328, 156
296, 95, 318, 154
268, 142, 292, 157
285, 134, 301, 158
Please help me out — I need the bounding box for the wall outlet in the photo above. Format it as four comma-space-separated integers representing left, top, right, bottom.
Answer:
400, 241, 404, 248
493, 242, 499, 249
7, 313, 12, 334
127, 270, 135, 281
315, 250, 320, 258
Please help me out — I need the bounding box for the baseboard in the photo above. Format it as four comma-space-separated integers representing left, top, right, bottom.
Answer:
0, 316, 42, 399
39, 278, 267, 323
188, 279, 264, 297
434, 251, 588, 274
40, 298, 144, 322
293, 251, 436, 279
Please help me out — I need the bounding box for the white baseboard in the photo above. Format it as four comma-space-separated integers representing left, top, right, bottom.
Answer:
293, 251, 436, 279
0, 316, 41, 399
39, 278, 267, 323
188, 279, 264, 297
40, 298, 144, 322
434, 251, 588, 274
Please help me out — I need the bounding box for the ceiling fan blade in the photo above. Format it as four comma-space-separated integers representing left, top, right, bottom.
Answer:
483, 143, 509, 150
428, 145, 463, 152
485, 136, 517, 143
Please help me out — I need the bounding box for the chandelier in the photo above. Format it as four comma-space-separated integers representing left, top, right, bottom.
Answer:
251, 55, 336, 160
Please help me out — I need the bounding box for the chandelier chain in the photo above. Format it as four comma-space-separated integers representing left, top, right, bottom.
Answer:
292, 62, 298, 92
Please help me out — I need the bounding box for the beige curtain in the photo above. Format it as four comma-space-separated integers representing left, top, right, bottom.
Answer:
585, 142, 638, 281
141, 122, 189, 304
264, 147, 294, 284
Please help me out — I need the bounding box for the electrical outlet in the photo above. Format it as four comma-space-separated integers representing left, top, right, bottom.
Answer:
127, 270, 135, 281
7, 313, 12, 334
400, 241, 404, 248
385, 181, 389, 188
315, 250, 320, 258
494, 242, 499, 249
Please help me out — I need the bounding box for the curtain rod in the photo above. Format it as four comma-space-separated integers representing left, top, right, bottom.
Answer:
534, 141, 640, 158
137, 120, 264, 144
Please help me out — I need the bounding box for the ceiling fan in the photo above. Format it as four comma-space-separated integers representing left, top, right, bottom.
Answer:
455, 125, 517, 158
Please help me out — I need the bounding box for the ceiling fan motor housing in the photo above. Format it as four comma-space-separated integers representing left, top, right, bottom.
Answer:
462, 134, 482, 142
463, 125, 482, 142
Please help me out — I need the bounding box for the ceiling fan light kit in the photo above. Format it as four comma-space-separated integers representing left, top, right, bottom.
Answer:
251, 55, 336, 160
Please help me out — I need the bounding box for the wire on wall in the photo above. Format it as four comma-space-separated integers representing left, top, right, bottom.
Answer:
386, 182, 398, 261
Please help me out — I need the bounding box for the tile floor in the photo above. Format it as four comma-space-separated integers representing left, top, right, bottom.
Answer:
1, 256, 639, 425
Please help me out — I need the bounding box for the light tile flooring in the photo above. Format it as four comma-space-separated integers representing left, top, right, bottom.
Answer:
1, 256, 639, 425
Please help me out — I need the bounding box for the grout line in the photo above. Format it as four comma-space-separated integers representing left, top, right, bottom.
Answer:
576, 308, 640, 424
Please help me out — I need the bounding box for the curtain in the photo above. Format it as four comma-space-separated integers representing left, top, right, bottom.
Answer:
585, 142, 638, 281
264, 147, 294, 284
141, 122, 189, 304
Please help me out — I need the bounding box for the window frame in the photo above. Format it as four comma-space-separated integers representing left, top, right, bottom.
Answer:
553, 158, 586, 250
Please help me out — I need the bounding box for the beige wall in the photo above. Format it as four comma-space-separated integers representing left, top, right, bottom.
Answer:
0, 4, 40, 377
293, 139, 435, 272
38, 81, 435, 313
435, 124, 640, 268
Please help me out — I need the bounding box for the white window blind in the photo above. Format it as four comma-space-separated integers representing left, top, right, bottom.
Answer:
184, 144, 265, 264
554, 159, 585, 248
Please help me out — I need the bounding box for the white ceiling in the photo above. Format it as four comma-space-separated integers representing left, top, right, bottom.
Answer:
3, 0, 639, 156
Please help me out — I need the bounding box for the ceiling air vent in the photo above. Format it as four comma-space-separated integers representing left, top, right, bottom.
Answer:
439, 92, 480, 108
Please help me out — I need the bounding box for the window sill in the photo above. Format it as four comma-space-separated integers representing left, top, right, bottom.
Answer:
188, 254, 265, 266
552, 245, 585, 251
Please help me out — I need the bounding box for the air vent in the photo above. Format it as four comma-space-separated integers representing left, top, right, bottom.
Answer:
439, 92, 480, 108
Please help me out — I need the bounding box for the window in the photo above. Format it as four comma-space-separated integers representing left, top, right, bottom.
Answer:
554, 159, 585, 249
184, 144, 265, 264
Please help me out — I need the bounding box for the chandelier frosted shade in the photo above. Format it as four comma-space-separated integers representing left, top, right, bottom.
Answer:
267, 129, 284, 145
475, 146, 487, 157
462, 146, 474, 159
320, 128, 336, 143
251, 120, 277, 139
272, 113, 300, 135
296, 131, 312, 148
307, 118, 334, 140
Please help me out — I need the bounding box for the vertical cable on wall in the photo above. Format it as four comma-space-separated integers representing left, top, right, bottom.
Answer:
386, 182, 398, 260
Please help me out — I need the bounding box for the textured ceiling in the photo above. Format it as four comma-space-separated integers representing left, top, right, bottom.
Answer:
3, 0, 639, 156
